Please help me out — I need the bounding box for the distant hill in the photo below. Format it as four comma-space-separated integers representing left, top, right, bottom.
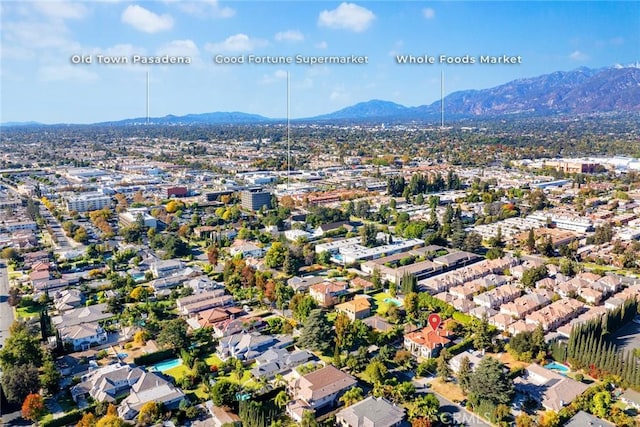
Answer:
0, 121, 43, 127
306, 66, 640, 121
419, 66, 640, 117
310, 100, 410, 121
98, 111, 273, 126
3, 66, 639, 127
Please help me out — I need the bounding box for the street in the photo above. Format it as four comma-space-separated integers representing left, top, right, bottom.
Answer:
0, 263, 13, 348
0, 262, 23, 425
411, 376, 492, 427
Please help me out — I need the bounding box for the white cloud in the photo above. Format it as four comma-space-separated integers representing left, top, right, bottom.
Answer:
205, 34, 268, 53
33, 1, 88, 20
174, 0, 235, 18
157, 39, 202, 66
38, 64, 98, 82
318, 3, 375, 32
121, 5, 173, 33
100, 43, 144, 58
568, 50, 589, 61
315, 41, 328, 49
261, 69, 288, 84
157, 39, 199, 57
275, 30, 304, 42
422, 8, 435, 19
3, 20, 79, 51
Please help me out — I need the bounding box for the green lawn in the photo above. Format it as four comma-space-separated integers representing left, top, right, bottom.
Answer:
205, 353, 223, 368
16, 303, 45, 318
373, 292, 393, 315
185, 383, 209, 400
165, 364, 191, 381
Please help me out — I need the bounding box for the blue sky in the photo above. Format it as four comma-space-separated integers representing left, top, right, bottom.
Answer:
1, 1, 638, 124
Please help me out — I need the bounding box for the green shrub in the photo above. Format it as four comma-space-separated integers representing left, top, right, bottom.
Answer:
133, 349, 175, 366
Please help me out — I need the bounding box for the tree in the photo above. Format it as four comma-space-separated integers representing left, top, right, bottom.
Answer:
468, 356, 514, 406
211, 379, 241, 408
521, 265, 548, 288
359, 223, 377, 247
538, 410, 560, 427
394, 349, 414, 370
297, 309, 333, 354
472, 316, 493, 351
334, 312, 351, 350
1, 363, 41, 404
400, 272, 417, 295
129, 286, 150, 301
265, 242, 287, 269
410, 393, 439, 421
274, 390, 290, 409
0, 325, 43, 368
339, 386, 363, 407
21, 393, 46, 423
137, 401, 160, 426
95, 415, 125, 427
436, 352, 451, 381
207, 245, 220, 266
590, 390, 612, 419
404, 292, 419, 320
371, 267, 382, 290
457, 356, 472, 394
76, 412, 97, 427
463, 232, 483, 253
526, 228, 536, 252
41, 357, 62, 395
156, 318, 189, 350
515, 414, 535, 427
1, 247, 19, 260
301, 410, 318, 427
365, 360, 388, 385
289, 294, 317, 323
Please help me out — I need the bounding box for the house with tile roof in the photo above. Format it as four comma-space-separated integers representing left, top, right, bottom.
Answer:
404, 324, 452, 359
286, 365, 358, 422
335, 296, 371, 321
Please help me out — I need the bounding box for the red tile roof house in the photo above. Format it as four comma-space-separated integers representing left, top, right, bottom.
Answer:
286, 365, 358, 422
309, 281, 349, 307
403, 320, 453, 359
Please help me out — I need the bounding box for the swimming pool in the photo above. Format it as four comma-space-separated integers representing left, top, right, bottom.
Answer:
132, 273, 146, 282
383, 297, 402, 306
544, 361, 569, 375
117, 353, 128, 359
149, 358, 182, 372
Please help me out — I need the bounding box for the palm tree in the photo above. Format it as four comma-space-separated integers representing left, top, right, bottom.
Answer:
339, 387, 363, 407
273, 374, 287, 389
301, 410, 318, 427
274, 390, 290, 409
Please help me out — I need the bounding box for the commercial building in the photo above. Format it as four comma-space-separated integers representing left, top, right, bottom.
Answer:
66, 192, 112, 212
241, 188, 272, 211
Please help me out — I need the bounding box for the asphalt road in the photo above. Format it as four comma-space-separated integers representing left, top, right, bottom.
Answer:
0, 262, 23, 425
0, 263, 13, 348
410, 376, 491, 427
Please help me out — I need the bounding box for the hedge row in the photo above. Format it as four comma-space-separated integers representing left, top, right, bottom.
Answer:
448, 337, 474, 356
452, 311, 473, 325
41, 408, 85, 427
133, 349, 175, 366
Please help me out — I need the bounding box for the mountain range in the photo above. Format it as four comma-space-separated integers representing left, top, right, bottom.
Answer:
3, 66, 639, 127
